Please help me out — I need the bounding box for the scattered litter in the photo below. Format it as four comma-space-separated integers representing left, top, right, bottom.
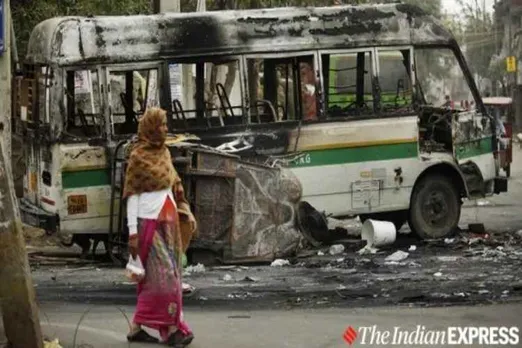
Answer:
385, 250, 409, 262
408, 245, 417, 251
271, 259, 290, 267
329, 244, 345, 255
478, 289, 490, 294
361, 219, 396, 247
327, 217, 361, 237
182, 283, 196, 294
198, 296, 208, 301
453, 292, 467, 297
44, 339, 63, 348
317, 251, 325, 256
337, 285, 346, 290
434, 272, 443, 277
227, 292, 253, 299
242, 276, 260, 282
437, 256, 459, 262
502, 290, 510, 295
476, 200, 490, 207
184, 263, 206, 274
357, 245, 379, 255
222, 274, 233, 282
336, 258, 345, 263
444, 238, 455, 244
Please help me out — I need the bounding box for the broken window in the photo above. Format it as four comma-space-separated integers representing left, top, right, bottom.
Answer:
246, 55, 317, 123
414, 48, 473, 109
14, 65, 51, 127
169, 59, 243, 129
109, 68, 159, 135
65, 69, 102, 137
322, 50, 375, 118
376, 49, 413, 112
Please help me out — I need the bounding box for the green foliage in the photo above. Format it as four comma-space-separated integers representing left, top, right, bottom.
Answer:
12, 0, 151, 59
454, 0, 497, 90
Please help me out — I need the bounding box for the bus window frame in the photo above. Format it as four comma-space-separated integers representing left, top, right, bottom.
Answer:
104, 61, 163, 139
374, 46, 415, 115
63, 65, 106, 139
241, 51, 321, 124
166, 55, 247, 130
318, 47, 378, 120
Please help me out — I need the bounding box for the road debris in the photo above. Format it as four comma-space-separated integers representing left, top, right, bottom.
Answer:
222, 274, 233, 282
184, 263, 206, 274
44, 339, 63, 348
385, 250, 409, 262
361, 219, 396, 247
476, 200, 491, 207
357, 245, 378, 255
329, 244, 345, 255
408, 245, 417, 251
271, 259, 290, 267
434, 272, 443, 277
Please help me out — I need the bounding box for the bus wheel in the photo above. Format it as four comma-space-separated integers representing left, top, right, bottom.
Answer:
359, 210, 408, 232
409, 174, 460, 239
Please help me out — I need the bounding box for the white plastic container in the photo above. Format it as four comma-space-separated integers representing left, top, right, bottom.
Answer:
361, 219, 396, 247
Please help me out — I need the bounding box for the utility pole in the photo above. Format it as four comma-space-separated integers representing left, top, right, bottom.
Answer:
0, 1, 44, 347
0, 0, 11, 157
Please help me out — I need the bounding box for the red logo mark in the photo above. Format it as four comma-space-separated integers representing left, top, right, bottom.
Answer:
343, 326, 358, 345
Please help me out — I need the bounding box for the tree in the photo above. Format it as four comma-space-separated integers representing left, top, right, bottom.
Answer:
455, 0, 497, 93
12, 0, 151, 59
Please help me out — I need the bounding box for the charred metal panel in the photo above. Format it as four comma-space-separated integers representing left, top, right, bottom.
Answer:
171, 143, 302, 263
26, 4, 457, 66
231, 163, 302, 261
59, 144, 107, 172
193, 176, 235, 243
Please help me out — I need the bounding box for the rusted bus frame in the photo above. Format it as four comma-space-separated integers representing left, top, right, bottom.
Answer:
165, 55, 248, 128
240, 50, 320, 123
62, 65, 106, 139
103, 60, 165, 140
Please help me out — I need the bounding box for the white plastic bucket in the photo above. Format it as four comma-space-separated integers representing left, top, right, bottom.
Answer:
361, 219, 396, 247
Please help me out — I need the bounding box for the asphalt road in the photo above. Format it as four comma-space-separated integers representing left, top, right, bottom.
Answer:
7, 302, 519, 348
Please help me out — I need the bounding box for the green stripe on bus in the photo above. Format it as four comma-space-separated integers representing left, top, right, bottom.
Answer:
62, 169, 111, 189
289, 142, 418, 168
456, 137, 493, 160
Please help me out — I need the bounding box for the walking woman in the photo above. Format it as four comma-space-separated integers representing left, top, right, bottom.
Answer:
123, 107, 197, 347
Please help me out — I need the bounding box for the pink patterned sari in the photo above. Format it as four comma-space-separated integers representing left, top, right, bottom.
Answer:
133, 198, 192, 342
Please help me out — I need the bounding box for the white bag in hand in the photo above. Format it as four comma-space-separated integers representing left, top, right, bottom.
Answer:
125, 255, 145, 283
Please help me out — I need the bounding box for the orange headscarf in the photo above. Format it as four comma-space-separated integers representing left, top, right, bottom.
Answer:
123, 107, 178, 198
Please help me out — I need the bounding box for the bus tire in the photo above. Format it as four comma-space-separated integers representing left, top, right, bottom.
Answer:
359, 210, 408, 232
409, 174, 460, 239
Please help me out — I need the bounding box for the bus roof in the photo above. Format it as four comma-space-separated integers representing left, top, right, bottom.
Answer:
25, 3, 457, 66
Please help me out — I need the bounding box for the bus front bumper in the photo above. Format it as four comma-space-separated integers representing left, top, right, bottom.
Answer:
19, 198, 59, 234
